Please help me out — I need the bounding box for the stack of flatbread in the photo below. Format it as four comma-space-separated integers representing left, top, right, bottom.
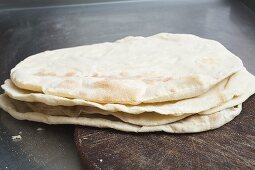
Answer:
1, 33, 255, 133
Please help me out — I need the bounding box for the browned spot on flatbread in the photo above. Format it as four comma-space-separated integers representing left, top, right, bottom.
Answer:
143, 79, 157, 84
58, 79, 79, 89
34, 69, 56, 76
79, 90, 115, 104
143, 76, 172, 84
94, 80, 113, 89
91, 79, 140, 104
185, 75, 203, 85
64, 71, 77, 77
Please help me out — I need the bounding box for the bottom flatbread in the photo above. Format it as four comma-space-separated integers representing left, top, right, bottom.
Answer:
0, 94, 242, 133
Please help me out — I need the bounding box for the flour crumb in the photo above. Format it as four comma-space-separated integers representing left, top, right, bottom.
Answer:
99, 159, 103, 162
82, 137, 88, 140
19, 131, 22, 134
12, 135, 22, 141
37, 128, 45, 131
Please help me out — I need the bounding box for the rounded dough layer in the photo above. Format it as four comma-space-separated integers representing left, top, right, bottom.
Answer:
0, 94, 242, 133
16, 79, 254, 126
10, 33, 243, 104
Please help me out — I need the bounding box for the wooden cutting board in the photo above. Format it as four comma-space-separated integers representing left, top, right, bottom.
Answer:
74, 95, 255, 169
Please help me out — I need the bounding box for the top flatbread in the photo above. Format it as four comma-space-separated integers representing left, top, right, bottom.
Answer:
11, 33, 243, 104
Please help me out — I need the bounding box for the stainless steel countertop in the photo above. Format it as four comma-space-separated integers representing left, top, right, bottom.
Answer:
0, 0, 255, 169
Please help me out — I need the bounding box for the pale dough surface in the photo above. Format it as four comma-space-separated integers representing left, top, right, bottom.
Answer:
10, 33, 243, 105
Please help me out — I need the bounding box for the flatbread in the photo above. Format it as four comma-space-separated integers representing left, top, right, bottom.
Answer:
0, 94, 242, 133
3, 69, 255, 115
10, 33, 243, 105
11, 81, 252, 126
200, 86, 255, 115
24, 102, 192, 126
